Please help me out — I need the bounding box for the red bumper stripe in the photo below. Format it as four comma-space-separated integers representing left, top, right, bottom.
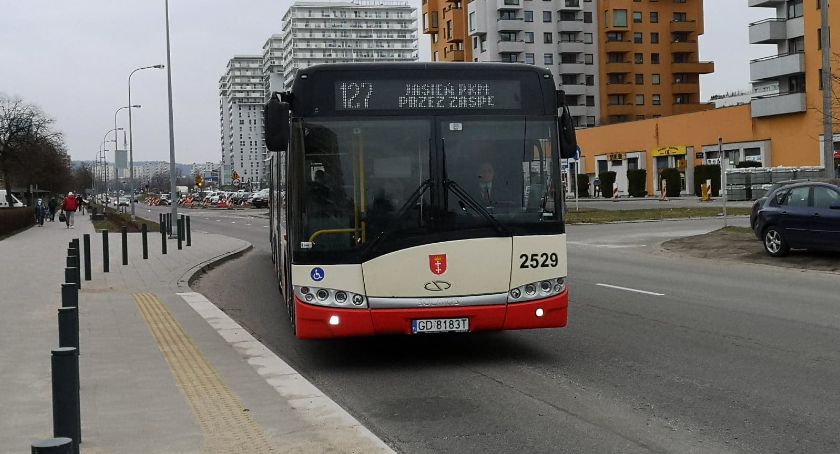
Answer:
294, 290, 568, 339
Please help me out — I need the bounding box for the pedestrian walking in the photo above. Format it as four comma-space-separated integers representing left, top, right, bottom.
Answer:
47, 196, 58, 221
61, 192, 79, 228
76, 193, 85, 215
593, 176, 601, 198
34, 199, 47, 226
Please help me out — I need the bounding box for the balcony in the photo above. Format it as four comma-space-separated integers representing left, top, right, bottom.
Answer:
497, 40, 525, 53
669, 20, 697, 33
606, 104, 634, 116
748, 0, 786, 6
557, 19, 585, 32
749, 18, 787, 44
671, 82, 699, 94
750, 52, 804, 81
557, 40, 586, 53
559, 0, 582, 10
497, 0, 523, 9
605, 83, 633, 95
442, 49, 465, 62
751, 92, 806, 117
672, 102, 714, 115
671, 61, 714, 74
560, 84, 587, 96
496, 17, 524, 31
605, 61, 633, 74
604, 40, 633, 53
670, 40, 697, 53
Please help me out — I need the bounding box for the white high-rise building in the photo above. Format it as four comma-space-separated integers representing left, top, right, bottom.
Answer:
263, 34, 285, 100
467, 0, 599, 127
219, 56, 267, 187
280, 0, 418, 88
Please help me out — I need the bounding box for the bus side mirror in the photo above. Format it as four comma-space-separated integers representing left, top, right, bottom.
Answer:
265, 94, 290, 152
556, 90, 577, 159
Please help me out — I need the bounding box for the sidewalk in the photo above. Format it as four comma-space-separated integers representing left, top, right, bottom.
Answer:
0, 216, 391, 453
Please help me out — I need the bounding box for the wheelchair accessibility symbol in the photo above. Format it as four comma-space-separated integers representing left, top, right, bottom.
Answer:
310, 267, 325, 282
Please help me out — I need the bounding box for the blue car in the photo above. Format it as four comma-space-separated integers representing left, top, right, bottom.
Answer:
753, 181, 840, 256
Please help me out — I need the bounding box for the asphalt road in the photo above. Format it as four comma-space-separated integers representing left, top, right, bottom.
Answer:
168, 205, 840, 453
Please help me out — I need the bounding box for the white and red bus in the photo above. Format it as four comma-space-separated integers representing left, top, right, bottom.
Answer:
265, 63, 576, 339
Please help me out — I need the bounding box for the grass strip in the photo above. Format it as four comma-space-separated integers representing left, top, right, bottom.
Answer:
89, 204, 160, 233
566, 207, 752, 224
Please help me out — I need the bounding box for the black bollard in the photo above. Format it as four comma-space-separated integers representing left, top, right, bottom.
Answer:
58, 307, 79, 353
51, 347, 81, 453
82, 235, 91, 281
161, 229, 167, 255
168, 213, 173, 236
64, 268, 77, 287
31, 438, 73, 454
177, 219, 183, 250
101, 230, 109, 273
141, 224, 148, 259
121, 227, 128, 266
159, 213, 164, 233
61, 283, 78, 308
186, 216, 191, 246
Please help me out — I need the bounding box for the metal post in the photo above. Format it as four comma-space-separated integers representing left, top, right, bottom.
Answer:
121, 227, 128, 265
186, 215, 191, 246
177, 218, 183, 250
82, 235, 91, 281
820, 0, 834, 178
58, 307, 79, 352
164, 0, 179, 236
141, 224, 148, 259
720, 137, 727, 227
31, 438, 73, 453
61, 283, 78, 308
161, 229, 167, 255
102, 230, 109, 273
159, 213, 164, 233
51, 347, 81, 452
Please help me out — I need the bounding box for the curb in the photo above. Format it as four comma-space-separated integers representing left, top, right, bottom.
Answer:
177, 239, 253, 290
568, 214, 749, 225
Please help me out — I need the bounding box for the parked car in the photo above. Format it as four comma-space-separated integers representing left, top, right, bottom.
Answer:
0, 190, 24, 208
749, 180, 807, 230
250, 189, 270, 208
753, 181, 840, 256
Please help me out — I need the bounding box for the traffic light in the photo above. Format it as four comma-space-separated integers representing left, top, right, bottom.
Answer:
195, 174, 204, 188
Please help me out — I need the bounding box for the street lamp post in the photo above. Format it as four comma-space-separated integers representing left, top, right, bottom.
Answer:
114, 105, 140, 212
164, 0, 179, 235
102, 128, 123, 202
128, 64, 165, 218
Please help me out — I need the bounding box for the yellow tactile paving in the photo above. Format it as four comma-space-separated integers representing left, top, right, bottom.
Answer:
133, 292, 275, 453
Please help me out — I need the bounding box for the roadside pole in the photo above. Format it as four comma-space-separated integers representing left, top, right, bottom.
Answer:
573, 153, 580, 212
720, 137, 727, 228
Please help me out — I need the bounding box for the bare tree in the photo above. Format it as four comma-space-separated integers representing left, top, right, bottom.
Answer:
0, 94, 60, 205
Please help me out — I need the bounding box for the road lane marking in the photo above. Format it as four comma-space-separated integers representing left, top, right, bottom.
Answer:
596, 283, 665, 296
568, 242, 647, 249
246, 224, 251, 226
177, 292, 394, 453
231, 221, 236, 224
133, 293, 276, 452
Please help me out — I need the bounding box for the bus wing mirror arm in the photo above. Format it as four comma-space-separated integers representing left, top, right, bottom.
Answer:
265, 93, 290, 152
557, 89, 578, 160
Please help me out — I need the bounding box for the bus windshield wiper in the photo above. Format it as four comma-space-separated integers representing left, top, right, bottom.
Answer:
365, 178, 432, 252
443, 179, 510, 236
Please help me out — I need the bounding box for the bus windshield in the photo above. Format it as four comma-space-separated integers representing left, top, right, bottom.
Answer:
292, 116, 561, 262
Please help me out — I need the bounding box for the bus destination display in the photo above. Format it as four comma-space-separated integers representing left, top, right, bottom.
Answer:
335, 80, 522, 111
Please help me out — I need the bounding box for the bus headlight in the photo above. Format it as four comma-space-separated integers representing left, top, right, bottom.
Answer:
294, 286, 368, 309
508, 277, 567, 303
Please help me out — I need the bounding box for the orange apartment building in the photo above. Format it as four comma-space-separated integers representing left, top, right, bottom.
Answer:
599, 0, 714, 125
422, 0, 472, 62
577, 0, 840, 196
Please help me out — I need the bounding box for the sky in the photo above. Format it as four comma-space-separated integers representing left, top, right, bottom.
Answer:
0, 0, 775, 164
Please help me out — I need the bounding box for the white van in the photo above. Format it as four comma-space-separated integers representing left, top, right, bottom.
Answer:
0, 190, 24, 208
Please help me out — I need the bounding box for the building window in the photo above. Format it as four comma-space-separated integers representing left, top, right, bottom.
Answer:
544, 32, 553, 43
543, 11, 551, 22
650, 32, 659, 44
652, 94, 661, 106
583, 32, 593, 44
635, 73, 644, 84
632, 11, 642, 23
652, 73, 661, 85
469, 12, 475, 31
524, 10, 533, 22
583, 11, 592, 23
586, 95, 595, 106
635, 94, 644, 105
651, 53, 660, 64
634, 53, 643, 64
585, 74, 594, 86
544, 53, 553, 65
650, 11, 658, 23
612, 9, 627, 27
524, 32, 534, 43
525, 53, 535, 64
787, 0, 803, 19
634, 32, 643, 43
584, 53, 593, 64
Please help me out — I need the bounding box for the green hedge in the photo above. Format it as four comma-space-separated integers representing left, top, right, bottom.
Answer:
693, 165, 721, 196
576, 174, 591, 197
660, 168, 682, 197
598, 171, 616, 198
627, 169, 647, 197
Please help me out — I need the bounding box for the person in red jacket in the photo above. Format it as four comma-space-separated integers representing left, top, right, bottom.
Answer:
61, 192, 78, 228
